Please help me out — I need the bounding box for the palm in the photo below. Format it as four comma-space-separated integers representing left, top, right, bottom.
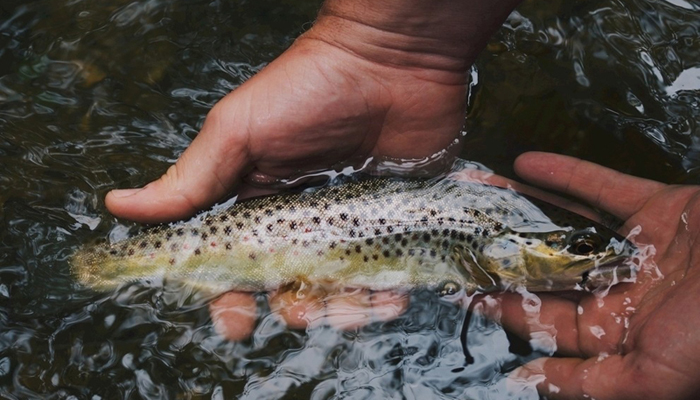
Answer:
499, 153, 700, 400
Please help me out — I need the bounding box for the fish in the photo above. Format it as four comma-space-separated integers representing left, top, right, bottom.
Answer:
71, 175, 637, 296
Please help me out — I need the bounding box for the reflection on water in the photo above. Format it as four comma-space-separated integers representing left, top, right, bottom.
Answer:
0, 0, 697, 398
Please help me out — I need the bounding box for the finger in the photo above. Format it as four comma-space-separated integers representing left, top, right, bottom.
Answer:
507, 353, 684, 400
106, 102, 252, 223
209, 291, 258, 341
370, 290, 409, 322
269, 285, 326, 330
325, 288, 373, 330
449, 168, 604, 223
513, 152, 665, 220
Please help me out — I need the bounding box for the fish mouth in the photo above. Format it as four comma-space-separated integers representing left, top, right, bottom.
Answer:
580, 258, 634, 290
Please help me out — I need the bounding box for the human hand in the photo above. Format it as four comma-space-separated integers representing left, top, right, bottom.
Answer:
104, 24, 469, 224
493, 152, 700, 400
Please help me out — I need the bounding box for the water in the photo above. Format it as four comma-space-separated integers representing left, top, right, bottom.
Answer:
0, 0, 698, 398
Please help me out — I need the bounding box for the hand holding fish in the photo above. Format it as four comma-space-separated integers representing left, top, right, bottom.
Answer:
495, 152, 700, 400
103, 0, 523, 224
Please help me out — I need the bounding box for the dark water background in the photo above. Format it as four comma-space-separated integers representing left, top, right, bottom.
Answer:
1, 0, 700, 398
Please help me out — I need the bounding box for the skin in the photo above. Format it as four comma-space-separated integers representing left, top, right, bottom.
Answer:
104, 0, 522, 341
495, 152, 700, 400
100, 0, 700, 398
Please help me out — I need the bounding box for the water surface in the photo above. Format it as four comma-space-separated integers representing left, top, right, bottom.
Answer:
1, 0, 699, 398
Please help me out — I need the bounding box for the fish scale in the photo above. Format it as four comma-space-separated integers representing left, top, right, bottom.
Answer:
72, 176, 636, 295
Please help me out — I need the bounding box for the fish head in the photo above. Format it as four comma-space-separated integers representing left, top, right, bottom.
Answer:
458, 226, 637, 292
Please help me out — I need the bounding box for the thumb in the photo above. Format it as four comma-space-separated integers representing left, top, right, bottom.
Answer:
105, 108, 251, 223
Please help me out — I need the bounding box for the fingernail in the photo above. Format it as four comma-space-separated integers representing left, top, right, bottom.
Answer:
109, 188, 144, 198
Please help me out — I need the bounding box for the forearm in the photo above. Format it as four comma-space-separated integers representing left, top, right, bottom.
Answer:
304, 0, 524, 80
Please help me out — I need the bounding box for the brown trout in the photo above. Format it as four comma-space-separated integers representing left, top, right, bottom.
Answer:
72, 176, 636, 295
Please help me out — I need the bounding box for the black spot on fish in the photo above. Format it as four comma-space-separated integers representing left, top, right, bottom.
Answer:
431, 229, 439, 236
194, 248, 201, 255
290, 221, 297, 230
408, 249, 416, 256
176, 228, 185, 236
372, 254, 379, 260
225, 243, 232, 250
154, 241, 162, 249
243, 212, 251, 218
374, 228, 382, 235
420, 216, 429, 224
430, 210, 437, 216
328, 218, 334, 226
249, 253, 256, 260
254, 216, 261, 223
205, 219, 213, 226
396, 249, 403, 256
352, 217, 360, 227
363, 255, 369, 262
191, 229, 199, 237
355, 245, 362, 253
394, 233, 403, 241
127, 248, 134, 256
236, 222, 244, 229
210, 226, 218, 234
109, 249, 118, 255
401, 238, 408, 247
330, 241, 337, 249
466, 234, 473, 243
379, 218, 386, 225
387, 226, 394, 233
340, 213, 348, 221
267, 224, 273, 232
165, 232, 173, 240
365, 238, 374, 245
139, 241, 147, 248
430, 250, 437, 258
345, 249, 352, 256
382, 250, 391, 258
169, 258, 175, 265
382, 237, 390, 245
224, 226, 232, 235
265, 209, 273, 216
459, 232, 466, 241
201, 233, 209, 241
220, 215, 229, 222
442, 240, 449, 250
423, 233, 431, 243
312, 217, 321, 224
482, 230, 489, 237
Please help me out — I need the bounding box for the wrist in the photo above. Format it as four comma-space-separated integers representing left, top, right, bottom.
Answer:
301, 0, 522, 83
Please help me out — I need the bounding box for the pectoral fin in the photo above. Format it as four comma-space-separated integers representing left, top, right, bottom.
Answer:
453, 245, 500, 293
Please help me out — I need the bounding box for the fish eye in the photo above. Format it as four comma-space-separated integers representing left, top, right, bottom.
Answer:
437, 281, 460, 297
569, 232, 602, 255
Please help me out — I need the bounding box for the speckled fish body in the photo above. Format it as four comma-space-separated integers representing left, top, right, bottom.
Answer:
72, 177, 636, 295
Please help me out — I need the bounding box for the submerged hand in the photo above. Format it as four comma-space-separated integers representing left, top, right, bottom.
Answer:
495, 152, 700, 400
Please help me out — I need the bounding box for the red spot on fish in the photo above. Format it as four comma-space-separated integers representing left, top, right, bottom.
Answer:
210, 242, 217, 247
305, 228, 312, 233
